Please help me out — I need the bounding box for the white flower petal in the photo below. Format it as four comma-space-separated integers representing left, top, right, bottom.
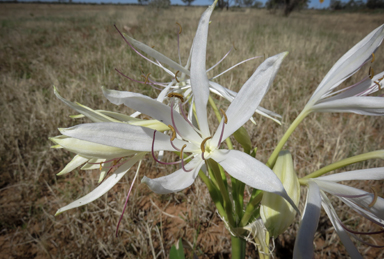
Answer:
341, 197, 384, 227
212, 52, 287, 144
54, 87, 118, 123
123, 33, 190, 76
315, 180, 384, 218
190, 2, 216, 138
102, 87, 202, 143
321, 192, 363, 259
59, 123, 196, 153
81, 158, 106, 170
318, 167, 384, 182
308, 24, 384, 105
55, 152, 146, 215
312, 96, 384, 116
141, 156, 203, 194
293, 181, 321, 259
210, 149, 299, 213
57, 155, 89, 175
50, 135, 137, 159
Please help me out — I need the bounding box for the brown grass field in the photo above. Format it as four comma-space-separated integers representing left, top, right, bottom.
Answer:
1, 3, 384, 258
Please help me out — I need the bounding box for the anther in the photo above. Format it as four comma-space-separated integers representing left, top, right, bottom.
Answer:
180, 144, 187, 158
371, 53, 375, 63
232, 42, 237, 51
176, 22, 182, 34
168, 124, 176, 141
175, 70, 180, 83
220, 108, 228, 124
368, 187, 378, 208
374, 81, 381, 90
99, 163, 103, 171
201, 136, 212, 160
144, 73, 151, 84
369, 67, 374, 79
168, 92, 184, 102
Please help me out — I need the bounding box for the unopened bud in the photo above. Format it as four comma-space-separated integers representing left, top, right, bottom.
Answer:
260, 150, 300, 237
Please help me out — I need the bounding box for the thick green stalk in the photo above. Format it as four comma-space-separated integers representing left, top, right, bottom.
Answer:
231, 235, 246, 259
240, 189, 263, 227
300, 150, 384, 182
198, 170, 226, 219
266, 109, 309, 168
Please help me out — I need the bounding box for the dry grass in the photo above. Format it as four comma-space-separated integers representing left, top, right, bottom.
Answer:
1, 3, 384, 258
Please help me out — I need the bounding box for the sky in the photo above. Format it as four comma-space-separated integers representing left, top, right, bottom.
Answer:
7, 0, 334, 9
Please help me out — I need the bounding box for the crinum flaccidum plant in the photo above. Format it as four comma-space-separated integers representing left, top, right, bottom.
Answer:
257, 24, 384, 259
49, 0, 384, 258
51, 1, 299, 257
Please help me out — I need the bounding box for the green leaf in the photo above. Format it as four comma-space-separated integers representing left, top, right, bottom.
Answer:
169, 239, 185, 259
233, 126, 252, 154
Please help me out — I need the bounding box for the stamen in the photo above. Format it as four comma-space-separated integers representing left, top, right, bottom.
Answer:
143, 73, 151, 84
168, 124, 176, 141
201, 136, 212, 160
368, 187, 378, 208
169, 99, 182, 138
115, 68, 163, 90
99, 163, 102, 171
175, 71, 180, 83
151, 45, 155, 48
369, 67, 375, 79
176, 22, 182, 34
374, 81, 381, 91
220, 108, 228, 124
168, 92, 184, 102
180, 144, 193, 172
151, 130, 182, 165
115, 160, 142, 237
178, 102, 199, 131
371, 53, 375, 63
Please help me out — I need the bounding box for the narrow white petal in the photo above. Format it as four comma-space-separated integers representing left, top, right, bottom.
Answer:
212, 52, 287, 144
81, 158, 106, 170
57, 155, 89, 175
50, 135, 137, 159
141, 156, 203, 194
54, 87, 117, 123
55, 152, 146, 215
59, 123, 196, 153
123, 33, 190, 76
293, 181, 321, 259
211, 149, 299, 213
308, 24, 384, 105
312, 96, 384, 116
318, 167, 384, 182
190, 2, 217, 138
102, 87, 202, 143
321, 192, 363, 259
209, 81, 281, 124
315, 180, 384, 218
341, 197, 384, 227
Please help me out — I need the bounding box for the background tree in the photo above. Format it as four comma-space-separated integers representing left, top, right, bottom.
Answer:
182, 0, 195, 6
266, 0, 309, 16
366, 0, 384, 9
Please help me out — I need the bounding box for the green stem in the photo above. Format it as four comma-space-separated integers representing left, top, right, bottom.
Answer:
266, 109, 309, 168
240, 189, 263, 227
231, 235, 246, 259
198, 170, 227, 219
300, 150, 384, 182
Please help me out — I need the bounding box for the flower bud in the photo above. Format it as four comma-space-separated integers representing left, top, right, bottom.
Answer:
260, 150, 300, 237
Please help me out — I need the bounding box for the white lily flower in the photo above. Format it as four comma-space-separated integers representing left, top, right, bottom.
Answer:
303, 24, 384, 116
115, 3, 281, 124
294, 167, 384, 258
52, 89, 169, 215
58, 3, 299, 211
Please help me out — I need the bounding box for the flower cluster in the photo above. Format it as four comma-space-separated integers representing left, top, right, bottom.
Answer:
49, 0, 384, 258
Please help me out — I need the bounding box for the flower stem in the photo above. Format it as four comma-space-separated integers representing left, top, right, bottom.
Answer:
300, 150, 384, 182
239, 189, 263, 227
266, 109, 309, 168
231, 235, 246, 259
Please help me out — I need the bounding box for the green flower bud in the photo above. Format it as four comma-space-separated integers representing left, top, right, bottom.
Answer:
260, 150, 300, 237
